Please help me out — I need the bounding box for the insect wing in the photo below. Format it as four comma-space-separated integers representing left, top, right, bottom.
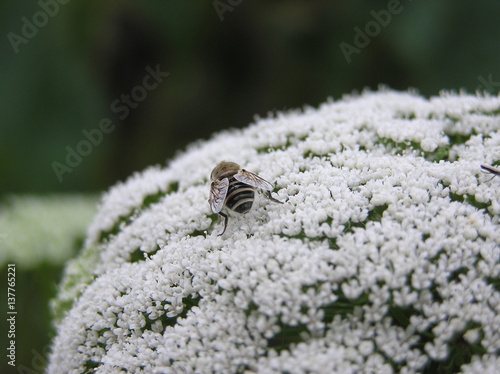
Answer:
210, 178, 229, 213
234, 169, 273, 191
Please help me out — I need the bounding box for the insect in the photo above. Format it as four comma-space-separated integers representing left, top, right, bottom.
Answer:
481, 164, 500, 181
209, 161, 283, 235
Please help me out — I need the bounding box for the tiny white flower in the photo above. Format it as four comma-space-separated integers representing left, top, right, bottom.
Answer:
463, 328, 481, 344
358, 340, 374, 357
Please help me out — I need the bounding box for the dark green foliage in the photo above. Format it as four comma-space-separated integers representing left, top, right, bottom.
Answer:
129, 244, 161, 263
130, 248, 145, 262
83, 359, 100, 373
343, 203, 388, 234
321, 291, 369, 324
387, 305, 418, 329
447, 267, 469, 283
327, 237, 339, 250
266, 319, 309, 352
485, 276, 500, 292
147, 294, 201, 332
189, 229, 207, 237
257, 134, 308, 154
97, 215, 133, 243
420, 326, 486, 374
450, 192, 490, 211
376, 138, 451, 163
141, 190, 167, 208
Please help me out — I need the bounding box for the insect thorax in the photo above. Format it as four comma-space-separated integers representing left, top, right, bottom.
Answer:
225, 177, 255, 214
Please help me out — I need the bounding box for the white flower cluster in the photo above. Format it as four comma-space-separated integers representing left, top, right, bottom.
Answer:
48, 90, 500, 374
0, 194, 97, 268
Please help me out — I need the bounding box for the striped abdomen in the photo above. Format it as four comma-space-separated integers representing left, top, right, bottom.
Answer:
225, 177, 255, 214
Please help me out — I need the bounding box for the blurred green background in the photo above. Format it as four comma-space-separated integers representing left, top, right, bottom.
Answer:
1, 0, 500, 372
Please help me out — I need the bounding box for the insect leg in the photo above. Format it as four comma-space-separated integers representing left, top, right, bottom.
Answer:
266, 191, 284, 204
218, 212, 229, 236
480, 165, 499, 182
